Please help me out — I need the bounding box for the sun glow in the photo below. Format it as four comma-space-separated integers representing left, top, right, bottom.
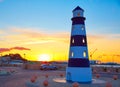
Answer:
38, 54, 51, 61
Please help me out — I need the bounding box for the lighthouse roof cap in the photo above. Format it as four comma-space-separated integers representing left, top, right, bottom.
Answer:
73, 6, 84, 12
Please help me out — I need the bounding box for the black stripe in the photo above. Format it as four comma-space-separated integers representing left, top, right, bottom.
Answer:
68, 58, 90, 67
70, 35, 87, 46
72, 17, 85, 25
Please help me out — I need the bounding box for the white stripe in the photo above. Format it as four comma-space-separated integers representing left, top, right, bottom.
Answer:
69, 46, 89, 58
66, 67, 92, 82
71, 25, 86, 36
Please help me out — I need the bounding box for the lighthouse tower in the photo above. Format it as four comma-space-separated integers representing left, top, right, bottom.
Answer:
66, 6, 92, 82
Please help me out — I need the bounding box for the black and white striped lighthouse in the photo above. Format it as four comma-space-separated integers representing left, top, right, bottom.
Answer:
66, 6, 92, 82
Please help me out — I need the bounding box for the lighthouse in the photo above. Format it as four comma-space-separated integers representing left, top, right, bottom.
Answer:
66, 6, 92, 82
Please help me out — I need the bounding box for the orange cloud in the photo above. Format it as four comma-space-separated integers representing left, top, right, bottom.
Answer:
11, 47, 31, 51
1, 27, 120, 47
0, 48, 10, 53
11, 27, 44, 38
87, 34, 120, 45
0, 47, 30, 53
9, 27, 70, 45
87, 34, 104, 45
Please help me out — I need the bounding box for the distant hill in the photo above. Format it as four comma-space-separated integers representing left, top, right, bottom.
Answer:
2, 53, 27, 61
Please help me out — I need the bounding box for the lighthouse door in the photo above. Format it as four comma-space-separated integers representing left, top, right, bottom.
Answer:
67, 72, 72, 81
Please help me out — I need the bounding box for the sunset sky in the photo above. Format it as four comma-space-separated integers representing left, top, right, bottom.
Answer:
0, 0, 120, 63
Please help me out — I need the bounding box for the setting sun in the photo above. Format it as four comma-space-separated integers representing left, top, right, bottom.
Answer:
38, 54, 51, 61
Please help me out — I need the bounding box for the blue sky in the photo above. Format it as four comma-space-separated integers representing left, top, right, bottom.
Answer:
0, 0, 120, 34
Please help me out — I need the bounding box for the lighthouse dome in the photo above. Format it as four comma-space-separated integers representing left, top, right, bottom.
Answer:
73, 6, 84, 12
72, 6, 84, 17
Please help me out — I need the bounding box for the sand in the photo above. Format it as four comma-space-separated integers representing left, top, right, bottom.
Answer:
0, 67, 120, 87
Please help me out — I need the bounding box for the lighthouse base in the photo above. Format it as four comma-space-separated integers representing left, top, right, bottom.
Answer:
66, 67, 92, 83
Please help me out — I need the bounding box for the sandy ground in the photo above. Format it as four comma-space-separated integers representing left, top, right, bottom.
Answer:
0, 67, 120, 87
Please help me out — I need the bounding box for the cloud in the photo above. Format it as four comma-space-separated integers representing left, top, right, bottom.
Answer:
87, 34, 120, 45
11, 47, 31, 51
11, 27, 44, 38
9, 27, 70, 44
24, 40, 56, 45
87, 34, 104, 39
107, 34, 120, 39
0, 47, 31, 53
0, 48, 10, 53
0, 30, 5, 34
87, 34, 104, 45
1, 27, 120, 47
